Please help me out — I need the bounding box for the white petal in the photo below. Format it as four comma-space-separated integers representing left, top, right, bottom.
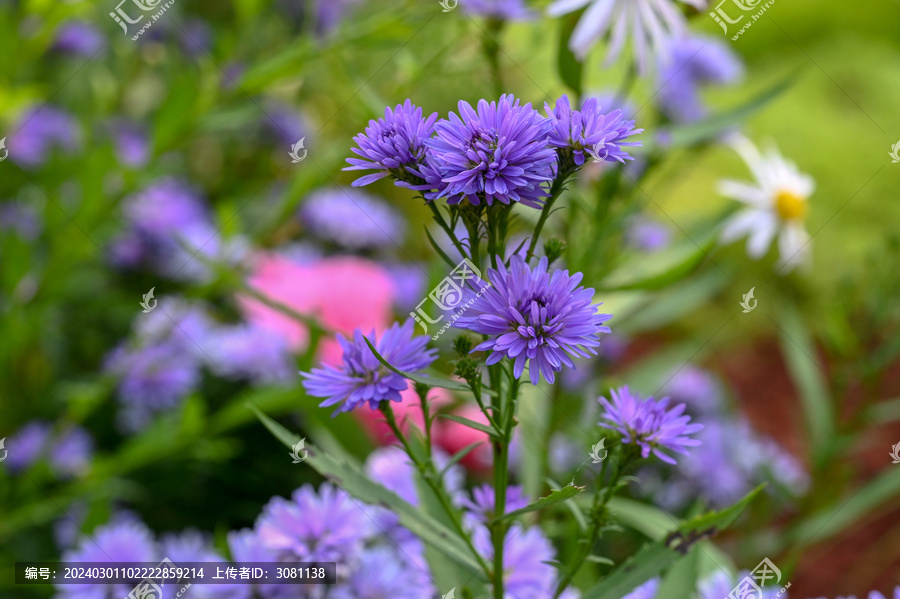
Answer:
548, 0, 592, 17
717, 179, 769, 207
777, 222, 811, 271
721, 209, 766, 244
746, 213, 778, 258
604, 3, 630, 65
570, 0, 618, 59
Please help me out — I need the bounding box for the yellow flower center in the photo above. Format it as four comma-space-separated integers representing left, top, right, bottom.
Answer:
774, 190, 807, 221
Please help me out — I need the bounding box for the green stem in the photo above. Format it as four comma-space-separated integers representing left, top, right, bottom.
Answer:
526, 174, 569, 262
429, 202, 469, 262
489, 362, 507, 599
482, 18, 505, 96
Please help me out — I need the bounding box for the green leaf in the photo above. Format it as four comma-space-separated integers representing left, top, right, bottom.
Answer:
441, 441, 488, 475
654, 545, 700, 599
438, 413, 499, 438
249, 404, 484, 573
608, 497, 675, 540
364, 337, 470, 391
777, 303, 834, 466
495, 484, 585, 523
581, 486, 763, 599
556, 13, 583, 97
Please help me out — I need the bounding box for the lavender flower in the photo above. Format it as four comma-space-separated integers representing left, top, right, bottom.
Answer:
52, 21, 106, 56
3, 420, 51, 472
656, 35, 743, 123
9, 106, 79, 167
455, 256, 612, 385
461, 0, 535, 20
544, 95, 642, 170
425, 94, 556, 209
301, 321, 437, 415
344, 100, 438, 188
256, 483, 371, 563
461, 484, 529, 522
299, 187, 405, 249
597, 386, 703, 464
48, 426, 93, 478
331, 546, 435, 599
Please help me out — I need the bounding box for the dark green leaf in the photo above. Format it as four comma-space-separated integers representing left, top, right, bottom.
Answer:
438, 414, 499, 438
556, 14, 583, 97
495, 484, 585, 523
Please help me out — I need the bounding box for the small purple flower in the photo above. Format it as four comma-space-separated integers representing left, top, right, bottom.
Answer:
622, 578, 661, 599
3, 420, 51, 473
461, 484, 529, 522
256, 483, 371, 563
384, 262, 428, 311
545, 94, 642, 170
698, 571, 783, 599
9, 106, 79, 167
461, 0, 535, 20
206, 324, 294, 384
0, 202, 41, 240
110, 121, 150, 167
301, 321, 437, 415
52, 21, 106, 56
331, 546, 435, 599
660, 365, 720, 414
264, 102, 309, 148
597, 386, 703, 464
48, 426, 93, 478
455, 256, 612, 385
625, 216, 671, 251
344, 100, 438, 189
299, 187, 405, 249
657, 35, 743, 123
425, 94, 556, 209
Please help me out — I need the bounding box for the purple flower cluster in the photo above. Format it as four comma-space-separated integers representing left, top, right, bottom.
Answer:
298, 187, 405, 250
597, 386, 703, 464
454, 256, 612, 385
301, 320, 437, 415
9, 106, 80, 167
51, 21, 106, 56
3, 421, 93, 478
345, 94, 641, 209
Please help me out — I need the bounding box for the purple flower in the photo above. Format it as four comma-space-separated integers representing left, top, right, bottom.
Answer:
625, 216, 671, 251
331, 546, 435, 599
52, 21, 106, 56
48, 426, 93, 478
461, 0, 535, 20
657, 36, 743, 123
3, 420, 51, 473
9, 106, 79, 167
301, 321, 437, 415
264, 102, 308, 147
299, 187, 405, 249
425, 94, 556, 209
545, 94, 642, 170
622, 578, 661, 599
461, 484, 529, 522
0, 202, 41, 240
256, 483, 371, 563
698, 572, 783, 599
384, 262, 428, 311
206, 324, 294, 384
58, 519, 157, 599
455, 256, 612, 385
226, 529, 279, 599
660, 365, 720, 414
597, 386, 703, 464
344, 100, 438, 189
110, 121, 150, 167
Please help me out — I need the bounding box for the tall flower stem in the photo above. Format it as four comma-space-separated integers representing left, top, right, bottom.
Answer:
526, 174, 570, 262
429, 201, 469, 262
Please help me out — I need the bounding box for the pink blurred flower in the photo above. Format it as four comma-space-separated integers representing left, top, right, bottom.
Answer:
357, 386, 454, 445
434, 404, 493, 473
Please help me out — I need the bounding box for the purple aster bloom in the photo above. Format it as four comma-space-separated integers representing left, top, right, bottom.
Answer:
597, 386, 703, 465
299, 187, 405, 249
454, 256, 612, 385
384, 262, 428, 311
256, 483, 371, 563
545, 94, 642, 170
301, 321, 438, 415
110, 121, 150, 167
3, 420, 51, 473
657, 36, 743, 123
425, 94, 556, 209
205, 324, 294, 384
461, 484, 529, 522
625, 216, 671, 251
9, 106, 79, 167
660, 365, 720, 414
226, 529, 280, 599
461, 0, 535, 20
48, 426, 93, 478
52, 21, 106, 56
58, 519, 157, 599
622, 577, 661, 599
344, 100, 438, 189
331, 546, 435, 599
0, 202, 41, 240
54, 502, 88, 550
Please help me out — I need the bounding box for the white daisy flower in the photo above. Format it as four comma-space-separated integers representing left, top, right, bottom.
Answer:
547, 0, 706, 74
718, 135, 815, 273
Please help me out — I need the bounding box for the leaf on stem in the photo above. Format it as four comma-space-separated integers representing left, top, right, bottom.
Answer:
494, 483, 585, 523
364, 337, 470, 391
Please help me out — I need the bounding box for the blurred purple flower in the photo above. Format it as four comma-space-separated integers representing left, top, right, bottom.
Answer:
331, 546, 435, 599
301, 321, 437, 415
315, 0, 363, 35
548, 432, 584, 473
178, 19, 213, 57
52, 21, 106, 56
425, 94, 556, 209
205, 324, 294, 384
657, 35, 743, 123
256, 483, 370, 563
9, 106, 79, 167
622, 578, 661, 599
625, 216, 671, 251
455, 256, 612, 385
299, 187, 405, 249
461, 484, 529, 522
48, 426, 93, 478
226, 529, 280, 599
344, 100, 438, 189
384, 262, 428, 311
54, 503, 88, 551
660, 365, 720, 414
545, 94, 642, 170
110, 121, 150, 167
698, 571, 783, 599
264, 103, 307, 147
598, 386, 703, 464
3, 420, 51, 473
461, 0, 535, 20
0, 202, 40, 240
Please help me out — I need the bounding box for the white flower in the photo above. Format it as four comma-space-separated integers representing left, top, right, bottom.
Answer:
547, 0, 706, 74
718, 135, 815, 273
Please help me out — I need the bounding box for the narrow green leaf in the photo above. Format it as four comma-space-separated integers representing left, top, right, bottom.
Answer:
655, 545, 700, 599
438, 413, 499, 438
496, 484, 585, 523
608, 497, 675, 540
364, 337, 470, 391
441, 441, 488, 475
556, 13, 583, 96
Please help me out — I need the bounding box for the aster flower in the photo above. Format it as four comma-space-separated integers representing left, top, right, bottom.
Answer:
344, 100, 438, 188
656, 35, 743, 123
205, 324, 294, 384
719, 135, 815, 272
597, 386, 703, 464
298, 187, 405, 249
461, 0, 535, 20
3, 420, 51, 473
698, 571, 784, 599
301, 321, 437, 415
454, 256, 612, 385
256, 483, 371, 563
9, 106, 79, 167
48, 426, 93, 478
425, 94, 557, 209
330, 546, 435, 599
659, 365, 720, 414
547, 0, 704, 74
625, 216, 671, 251
110, 120, 150, 167
544, 94, 642, 171
461, 484, 530, 522
52, 21, 106, 56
